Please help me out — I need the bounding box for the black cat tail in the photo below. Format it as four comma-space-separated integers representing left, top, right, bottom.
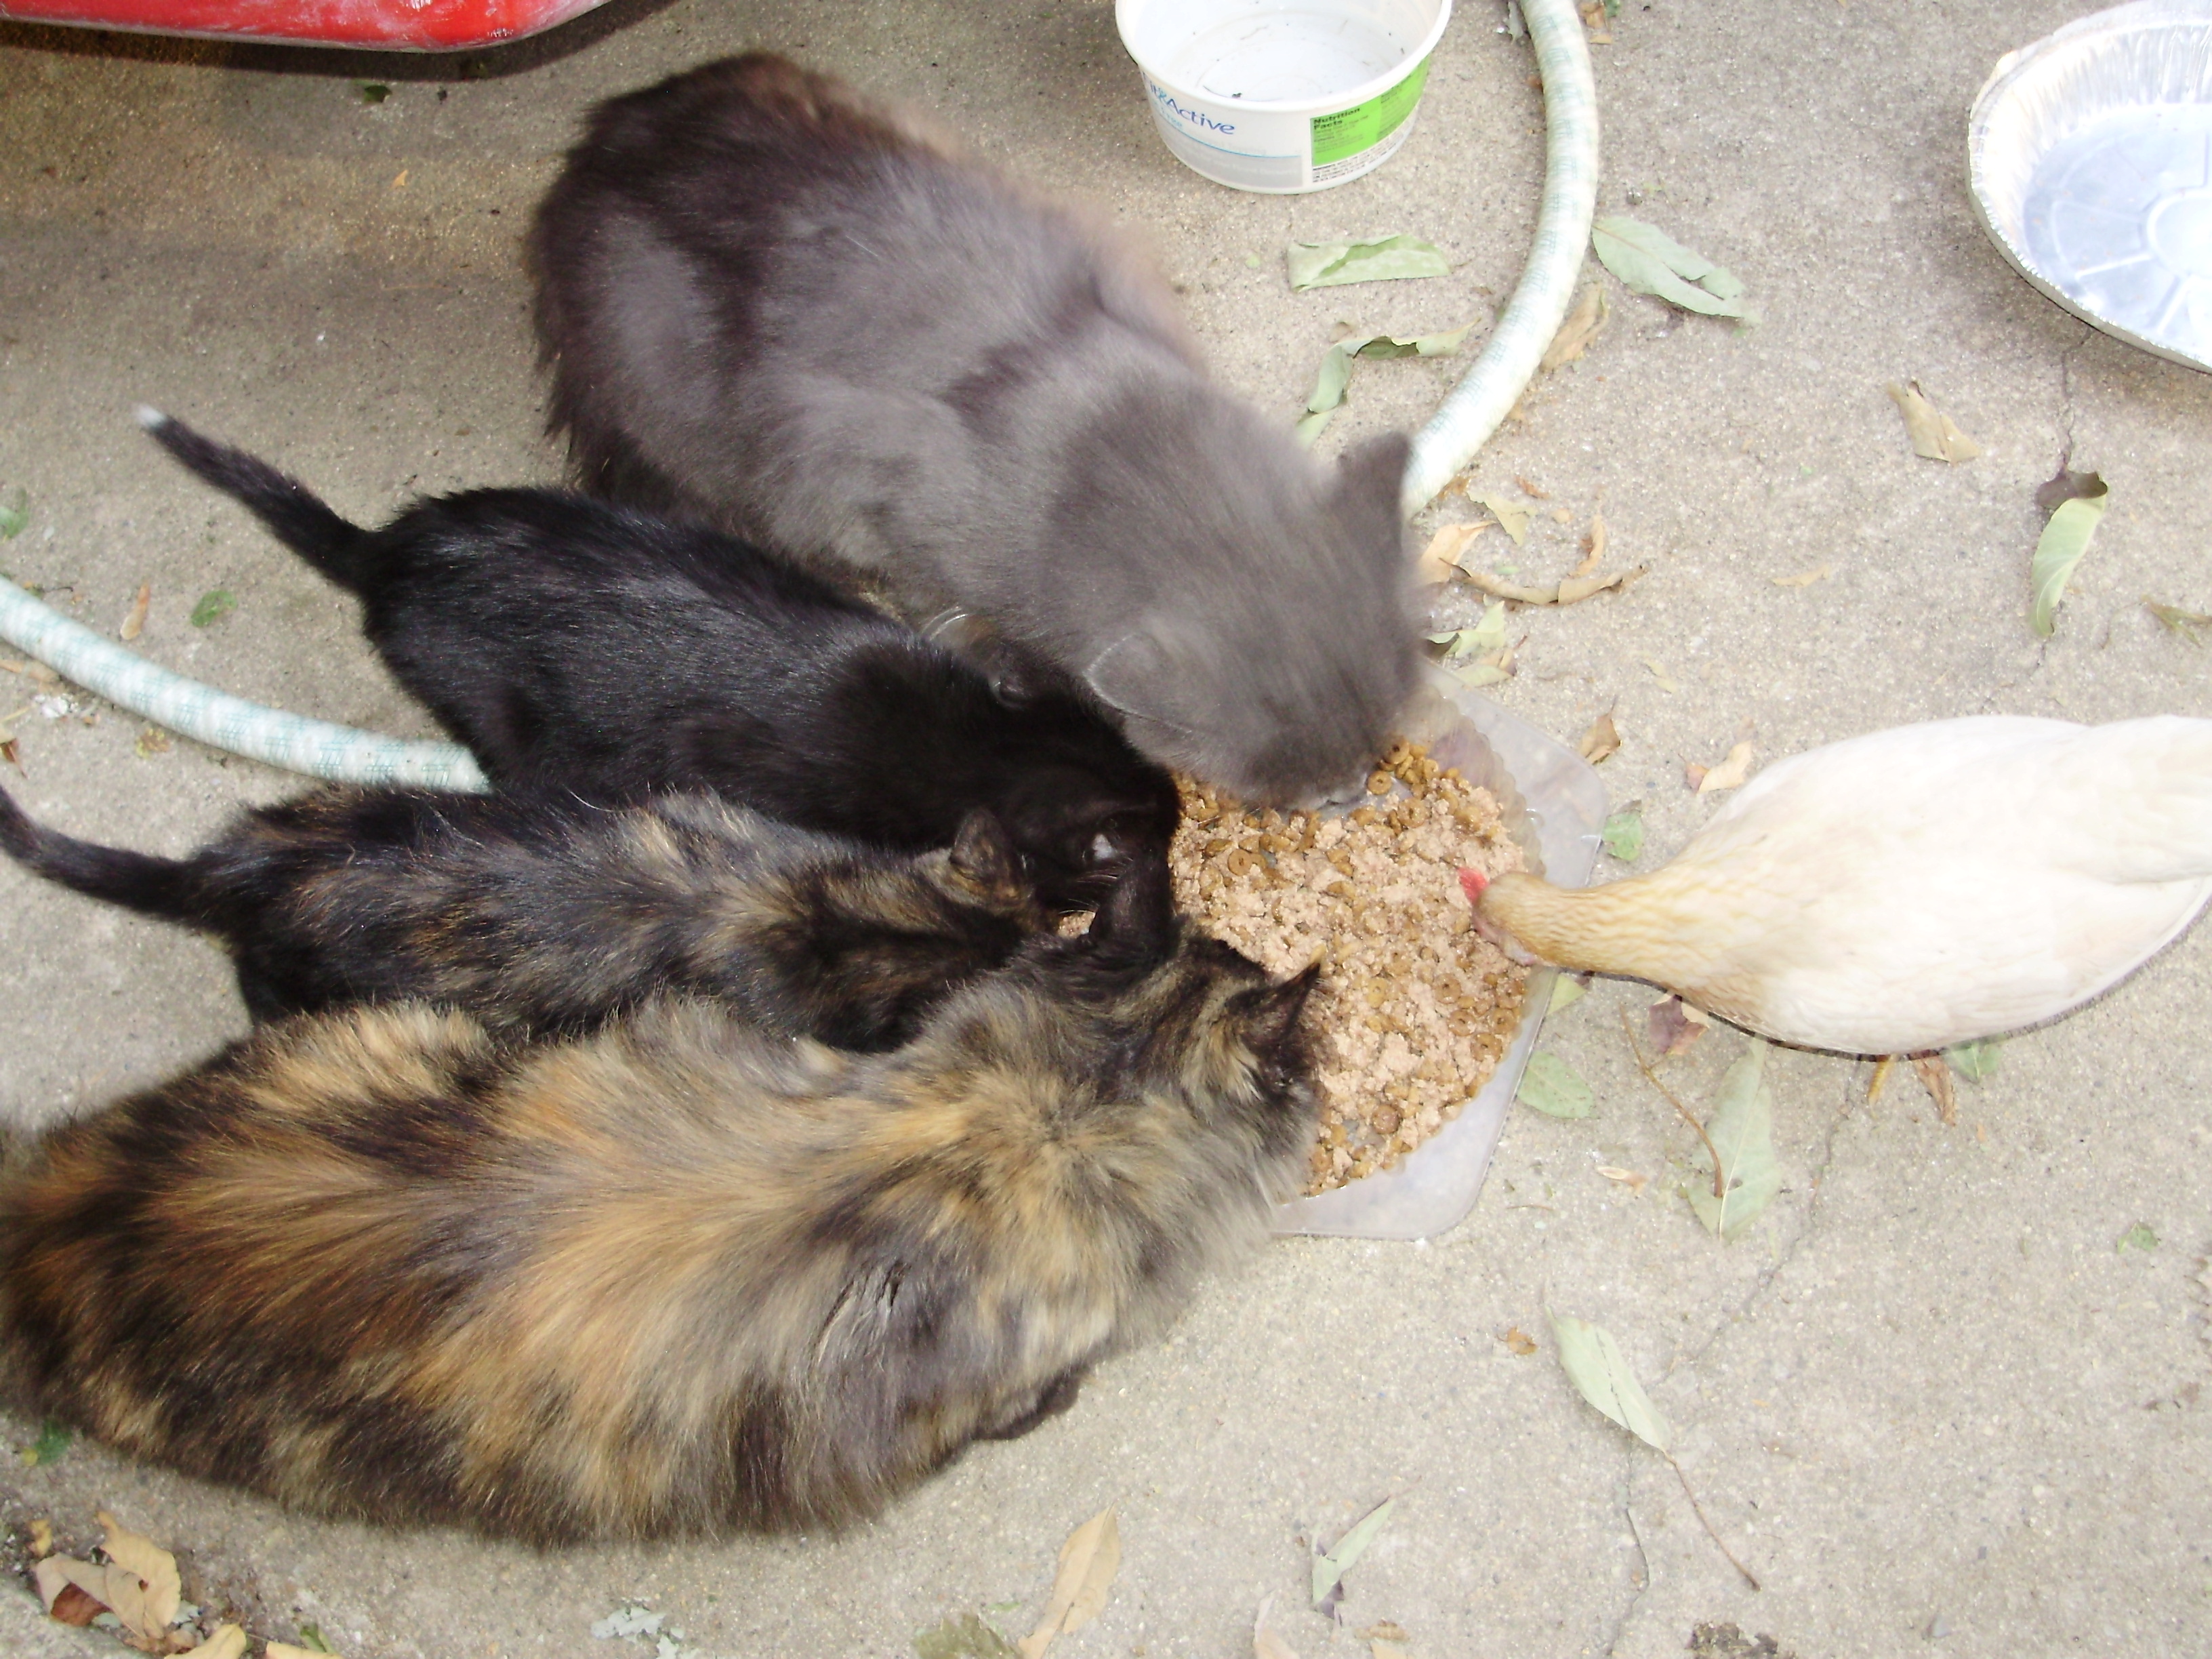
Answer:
137, 408, 377, 595
0, 783, 205, 924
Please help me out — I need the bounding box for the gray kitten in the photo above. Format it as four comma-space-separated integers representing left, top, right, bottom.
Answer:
529, 54, 1420, 804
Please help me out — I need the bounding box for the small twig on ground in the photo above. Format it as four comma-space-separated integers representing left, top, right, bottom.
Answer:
1666, 1455, 1761, 1591
1620, 1008, 1725, 1197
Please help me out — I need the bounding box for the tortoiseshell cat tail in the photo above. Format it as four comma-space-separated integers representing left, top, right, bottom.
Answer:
0, 861, 1322, 1542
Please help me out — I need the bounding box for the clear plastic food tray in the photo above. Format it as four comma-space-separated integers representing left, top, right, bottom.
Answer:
1275, 672, 1607, 1241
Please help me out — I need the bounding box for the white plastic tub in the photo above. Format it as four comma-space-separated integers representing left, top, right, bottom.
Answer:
1116, 0, 1454, 193
1275, 672, 1607, 1240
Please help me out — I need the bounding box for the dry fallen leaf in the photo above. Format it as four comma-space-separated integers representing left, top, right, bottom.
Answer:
1912, 1053, 1957, 1126
1471, 492, 1531, 545
1694, 741, 1753, 796
1502, 1326, 1538, 1355
120, 581, 152, 642
1885, 381, 1982, 462
1642, 657, 1678, 693
1361, 1622, 1411, 1643
1597, 1165, 1650, 1195
1770, 565, 1831, 588
49, 1584, 107, 1627
1019, 1509, 1120, 1658
1540, 283, 1611, 371
2144, 596, 2212, 644
1555, 565, 1645, 605
1254, 1612, 1302, 1659
181, 1626, 252, 1659
1460, 564, 1646, 607
35, 1556, 110, 1624
1415, 521, 1488, 583
1578, 713, 1621, 764
1515, 475, 1551, 499
1574, 512, 1607, 577
1648, 994, 1713, 1057
1372, 1643, 1412, 1659
29, 1517, 53, 1557
268, 1644, 340, 1659
93, 1509, 182, 1643
1578, 0, 1613, 43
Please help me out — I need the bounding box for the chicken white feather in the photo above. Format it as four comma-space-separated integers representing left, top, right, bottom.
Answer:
1471, 716, 2212, 1054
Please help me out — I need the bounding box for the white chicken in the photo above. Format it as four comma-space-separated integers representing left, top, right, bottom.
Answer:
1464, 716, 2212, 1055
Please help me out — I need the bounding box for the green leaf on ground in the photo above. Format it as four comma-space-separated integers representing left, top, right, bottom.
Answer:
2030, 475, 2109, 637
1299, 324, 1473, 438
1287, 234, 1450, 291
357, 82, 392, 104
1518, 1052, 1594, 1118
1427, 602, 1507, 663
295, 1626, 337, 1655
916, 1613, 1019, 1659
18, 1420, 70, 1467
1547, 973, 1588, 1015
189, 588, 237, 628
1592, 217, 1754, 319
2145, 597, 2211, 644
1601, 811, 1645, 861
1686, 1042, 1780, 1241
2117, 1222, 2159, 1253
0, 487, 26, 539
1311, 1495, 1395, 1608
1549, 1312, 1673, 1452
1944, 1039, 2001, 1082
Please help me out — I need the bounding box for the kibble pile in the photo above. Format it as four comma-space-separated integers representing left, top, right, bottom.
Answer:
1169, 739, 1530, 1194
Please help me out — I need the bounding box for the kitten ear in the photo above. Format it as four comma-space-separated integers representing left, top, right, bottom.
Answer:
1332, 432, 1413, 544
1082, 856, 1175, 966
946, 808, 1027, 903
1082, 630, 1171, 722
1227, 961, 1322, 1056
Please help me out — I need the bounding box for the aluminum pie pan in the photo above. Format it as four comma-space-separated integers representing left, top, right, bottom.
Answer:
1969, 0, 2212, 373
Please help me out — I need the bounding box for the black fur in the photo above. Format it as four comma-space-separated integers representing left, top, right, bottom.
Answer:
142, 411, 1178, 911
0, 783, 1045, 1050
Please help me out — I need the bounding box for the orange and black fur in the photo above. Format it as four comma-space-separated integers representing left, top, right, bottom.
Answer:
0, 863, 1319, 1542
0, 784, 1043, 1052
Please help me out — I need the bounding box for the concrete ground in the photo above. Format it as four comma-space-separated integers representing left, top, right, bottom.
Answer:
2, 1, 2209, 1654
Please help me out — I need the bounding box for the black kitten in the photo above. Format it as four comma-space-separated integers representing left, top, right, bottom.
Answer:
0, 782, 1045, 1051
140, 410, 1178, 911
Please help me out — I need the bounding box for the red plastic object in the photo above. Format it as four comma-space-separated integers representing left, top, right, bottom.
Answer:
0, 0, 611, 50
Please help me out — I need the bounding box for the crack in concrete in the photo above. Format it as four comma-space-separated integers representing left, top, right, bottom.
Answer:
1673, 1059, 1861, 1380
2055, 321, 2093, 464
1599, 1471, 1660, 1658
1599, 1059, 1866, 1642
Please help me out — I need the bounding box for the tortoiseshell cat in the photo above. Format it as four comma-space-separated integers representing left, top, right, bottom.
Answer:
529, 54, 1420, 803
0, 783, 1042, 1051
0, 863, 1319, 1541
141, 411, 1178, 913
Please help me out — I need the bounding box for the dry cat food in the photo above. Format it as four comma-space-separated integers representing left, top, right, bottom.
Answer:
1170, 739, 1530, 1195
